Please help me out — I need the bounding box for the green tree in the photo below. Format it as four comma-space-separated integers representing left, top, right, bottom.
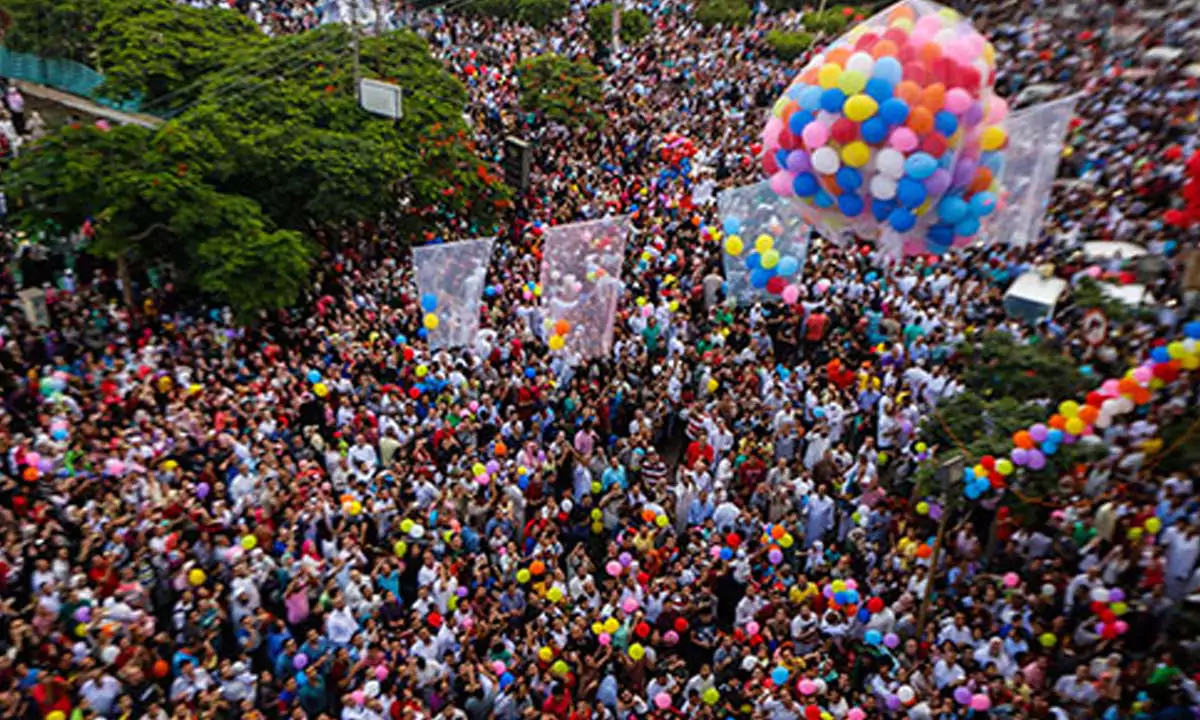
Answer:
587, 3, 652, 47
5, 25, 509, 316
766, 30, 814, 60
518, 53, 606, 128
696, 0, 750, 27
92, 0, 265, 110
0, 0, 103, 63
517, 0, 569, 29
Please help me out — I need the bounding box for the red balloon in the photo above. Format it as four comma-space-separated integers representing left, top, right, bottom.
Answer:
831, 118, 859, 144
409, 387, 421, 399
635, 622, 650, 638
1164, 209, 1188, 227
1164, 145, 1184, 161
766, 276, 787, 295
674, 617, 689, 632
1099, 609, 1116, 624
806, 706, 822, 720
778, 128, 799, 151
1101, 623, 1120, 640
883, 27, 908, 46
1085, 391, 1105, 407
867, 597, 885, 613
726, 532, 741, 548
855, 33, 879, 52
897, 43, 917, 64
762, 152, 781, 176
921, 133, 948, 158
903, 61, 928, 84
980, 456, 996, 471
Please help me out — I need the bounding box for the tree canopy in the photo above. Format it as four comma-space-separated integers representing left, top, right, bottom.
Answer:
518, 53, 606, 128
4, 21, 509, 317
587, 3, 652, 47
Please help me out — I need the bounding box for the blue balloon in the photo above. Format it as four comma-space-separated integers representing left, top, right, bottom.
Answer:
785, 83, 807, 102
500, 672, 515, 688
933, 110, 958, 137
420, 293, 438, 313
926, 241, 950, 256
1047, 429, 1064, 444
771, 667, 790, 685
937, 195, 968, 224
750, 268, 773, 289
307, 370, 322, 384
744, 251, 762, 270
904, 152, 937, 180
981, 151, 1004, 175
954, 216, 980, 238
970, 191, 998, 217
723, 217, 742, 235
793, 173, 818, 197
836, 167, 863, 191
879, 97, 910, 125
858, 608, 872, 622
964, 467, 976, 482
834, 591, 849, 605
865, 630, 883, 646
776, 148, 790, 170
815, 189, 834, 208
873, 56, 903, 85
524, 367, 536, 379
1043, 442, 1058, 456
720, 547, 733, 561
417, 328, 428, 339
485, 285, 497, 297
1185, 320, 1200, 340
799, 85, 824, 111
861, 117, 889, 144
52, 428, 69, 441
871, 198, 896, 222
888, 208, 916, 232
928, 223, 954, 246
896, 178, 926, 209
820, 88, 847, 113
846, 590, 860, 604
865, 271, 878, 282
777, 255, 800, 276
838, 193, 865, 217
813, 407, 826, 418
789, 110, 813, 135
965, 484, 982, 500
864, 77, 894, 103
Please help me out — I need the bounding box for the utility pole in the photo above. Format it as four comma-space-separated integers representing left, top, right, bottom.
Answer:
915, 455, 964, 635
352, 0, 362, 93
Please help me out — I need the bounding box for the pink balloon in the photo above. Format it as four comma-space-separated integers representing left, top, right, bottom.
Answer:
1003, 572, 1019, 588
1085, 265, 1103, 278
1132, 366, 1152, 384
1101, 379, 1121, 396
987, 96, 1009, 123
914, 14, 943, 38
889, 127, 918, 152
799, 679, 817, 695
782, 285, 800, 305
970, 694, 991, 711
762, 116, 783, 149
847, 710, 866, 720
770, 171, 797, 197
492, 661, 506, 674
352, 691, 366, 706
655, 693, 672, 709
598, 632, 611, 646
746, 621, 760, 636
622, 597, 639, 613
375, 665, 389, 680
944, 87, 972, 115
802, 121, 829, 150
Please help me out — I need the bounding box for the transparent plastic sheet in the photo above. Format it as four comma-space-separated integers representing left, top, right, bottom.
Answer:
411, 237, 495, 350
540, 216, 630, 361
986, 94, 1080, 247
718, 182, 812, 303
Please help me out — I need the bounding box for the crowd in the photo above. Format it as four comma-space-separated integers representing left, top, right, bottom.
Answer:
1, 0, 1200, 718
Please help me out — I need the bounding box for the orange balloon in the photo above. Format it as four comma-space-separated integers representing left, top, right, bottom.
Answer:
1078, 406, 1099, 424
1048, 414, 1067, 430
870, 40, 898, 60
801, 68, 819, 85
916, 544, 933, 559
22, 467, 38, 482
907, 107, 934, 134
152, 660, 169, 678
920, 83, 946, 111
826, 48, 852, 67
530, 560, 546, 576
895, 81, 922, 105
780, 100, 800, 119
967, 167, 994, 195
918, 42, 943, 65
1132, 387, 1152, 404
1117, 378, 1139, 395
770, 525, 785, 540
888, 4, 915, 21
495, 441, 508, 457
554, 319, 571, 336
1012, 431, 1033, 450
821, 173, 843, 196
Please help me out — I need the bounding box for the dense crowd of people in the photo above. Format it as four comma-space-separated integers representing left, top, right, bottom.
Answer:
1, 0, 1199, 719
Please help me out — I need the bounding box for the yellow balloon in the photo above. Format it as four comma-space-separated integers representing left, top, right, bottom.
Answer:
604, 617, 620, 634
843, 94, 878, 122
548, 335, 565, 351
241, 535, 257, 550
837, 69, 867, 95
754, 234, 774, 254
188, 568, 206, 586
423, 313, 439, 330
539, 647, 553, 662
416, 365, 428, 378
547, 587, 563, 603
1144, 517, 1163, 534
818, 63, 843, 90
592, 622, 604, 635
628, 643, 645, 660
394, 540, 407, 556
772, 95, 792, 118
47, 713, 66, 720
1183, 354, 1199, 370
313, 382, 328, 398
1065, 417, 1085, 436
707, 378, 719, 393
779, 533, 794, 548
761, 249, 780, 269
980, 126, 1007, 152
841, 141, 870, 168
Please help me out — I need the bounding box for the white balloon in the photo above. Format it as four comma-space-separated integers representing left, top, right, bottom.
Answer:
1114, 397, 1135, 414
876, 148, 905, 178
897, 686, 915, 704
1090, 587, 1110, 603
1094, 413, 1112, 429
846, 52, 875, 76
812, 147, 841, 175
869, 175, 897, 200
409, 524, 426, 539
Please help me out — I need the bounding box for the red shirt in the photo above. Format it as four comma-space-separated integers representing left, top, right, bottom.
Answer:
686, 441, 714, 468
542, 691, 572, 718
805, 313, 829, 342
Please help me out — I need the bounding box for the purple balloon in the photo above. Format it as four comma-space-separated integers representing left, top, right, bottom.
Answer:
1026, 449, 1046, 470
786, 150, 811, 174
1062, 432, 1077, 445
1108, 588, 1125, 603
964, 101, 985, 127
883, 632, 900, 649
928, 503, 943, 521
74, 606, 92, 623
196, 482, 211, 499
951, 157, 978, 188
954, 686, 973, 705
886, 694, 901, 711
924, 168, 951, 197
486, 460, 500, 475
1029, 423, 1049, 443
294, 653, 309, 670
1011, 448, 1028, 466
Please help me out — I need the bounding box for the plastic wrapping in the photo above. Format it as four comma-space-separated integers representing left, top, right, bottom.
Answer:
718, 182, 812, 303
987, 94, 1079, 247
540, 216, 630, 360
412, 237, 495, 350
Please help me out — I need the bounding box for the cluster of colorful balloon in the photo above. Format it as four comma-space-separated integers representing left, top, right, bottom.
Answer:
722, 217, 805, 302
761, 1, 1007, 254
546, 318, 571, 351
1003, 323, 1200, 476
420, 292, 440, 330
1089, 587, 1131, 640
